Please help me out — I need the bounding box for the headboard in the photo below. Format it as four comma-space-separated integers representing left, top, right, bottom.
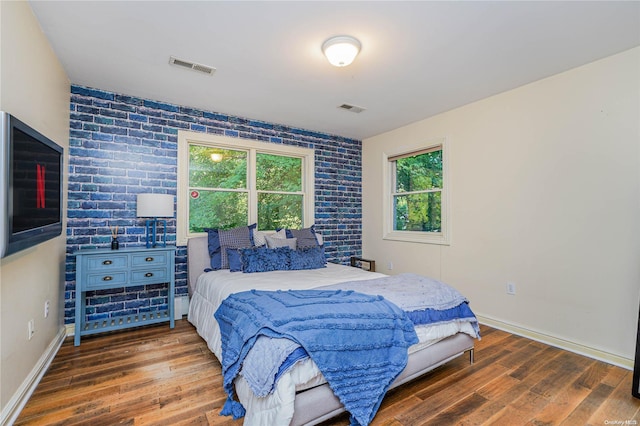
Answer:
187, 236, 210, 296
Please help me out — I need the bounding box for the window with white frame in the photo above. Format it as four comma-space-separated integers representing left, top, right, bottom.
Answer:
383, 140, 449, 245
177, 131, 314, 245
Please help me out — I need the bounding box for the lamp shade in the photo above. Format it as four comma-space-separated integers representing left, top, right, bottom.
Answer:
136, 194, 174, 218
322, 35, 361, 67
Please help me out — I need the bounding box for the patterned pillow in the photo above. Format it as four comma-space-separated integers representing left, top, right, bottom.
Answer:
289, 245, 327, 270
265, 235, 297, 249
253, 229, 267, 247
206, 224, 256, 270
240, 246, 291, 273
284, 225, 320, 249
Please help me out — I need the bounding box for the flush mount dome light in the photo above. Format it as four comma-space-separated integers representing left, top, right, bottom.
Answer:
322, 35, 361, 67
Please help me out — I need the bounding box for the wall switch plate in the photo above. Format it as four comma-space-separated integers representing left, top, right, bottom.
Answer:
44, 300, 50, 318
506, 282, 516, 295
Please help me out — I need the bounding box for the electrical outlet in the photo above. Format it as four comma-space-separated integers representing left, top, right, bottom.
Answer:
28, 319, 35, 340
44, 300, 50, 318
387, 261, 393, 270
506, 282, 516, 295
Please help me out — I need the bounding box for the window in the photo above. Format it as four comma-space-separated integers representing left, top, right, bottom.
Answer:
177, 131, 314, 244
383, 139, 449, 245
256, 153, 304, 230
188, 145, 248, 232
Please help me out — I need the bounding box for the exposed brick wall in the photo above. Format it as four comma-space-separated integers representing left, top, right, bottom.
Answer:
65, 85, 362, 325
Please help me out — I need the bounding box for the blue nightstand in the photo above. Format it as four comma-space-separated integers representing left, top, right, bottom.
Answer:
74, 246, 176, 346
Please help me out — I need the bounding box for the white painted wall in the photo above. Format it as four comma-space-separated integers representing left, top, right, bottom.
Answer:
0, 0, 69, 422
363, 47, 640, 366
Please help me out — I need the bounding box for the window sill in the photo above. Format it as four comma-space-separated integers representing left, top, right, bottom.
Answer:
383, 230, 450, 245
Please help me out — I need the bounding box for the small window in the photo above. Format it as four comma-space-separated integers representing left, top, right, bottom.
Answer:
384, 140, 449, 245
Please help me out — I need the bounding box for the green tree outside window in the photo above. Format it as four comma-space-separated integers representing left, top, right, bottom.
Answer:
392, 148, 443, 232
188, 145, 304, 232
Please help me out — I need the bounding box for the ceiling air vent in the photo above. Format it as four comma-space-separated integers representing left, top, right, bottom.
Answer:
169, 56, 216, 76
338, 103, 366, 113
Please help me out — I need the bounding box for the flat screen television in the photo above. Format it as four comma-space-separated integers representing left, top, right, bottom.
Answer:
0, 112, 63, 258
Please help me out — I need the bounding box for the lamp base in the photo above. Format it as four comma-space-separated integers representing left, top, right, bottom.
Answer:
145, 218, 167, 248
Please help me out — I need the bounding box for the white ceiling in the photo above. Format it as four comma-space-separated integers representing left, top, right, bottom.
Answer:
29, 1, 640, 140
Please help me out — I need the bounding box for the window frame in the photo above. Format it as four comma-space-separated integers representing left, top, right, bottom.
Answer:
177, 131, 315, 245
382, 138, 450, 245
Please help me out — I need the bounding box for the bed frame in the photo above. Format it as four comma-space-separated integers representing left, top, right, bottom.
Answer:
187, 236, 475, 425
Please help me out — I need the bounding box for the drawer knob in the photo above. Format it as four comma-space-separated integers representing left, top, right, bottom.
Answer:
103, 276, 113, 281
102, 260, 113, 265
145, 257, 154, 262
145, 272, 153, 277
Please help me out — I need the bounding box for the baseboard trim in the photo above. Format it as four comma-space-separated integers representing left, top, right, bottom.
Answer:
1, 326, 66, 426
477, 314, 633, 370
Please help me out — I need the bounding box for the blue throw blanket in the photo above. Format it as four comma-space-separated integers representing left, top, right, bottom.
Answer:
239, 274, 481, 407
215, 289, 419, 426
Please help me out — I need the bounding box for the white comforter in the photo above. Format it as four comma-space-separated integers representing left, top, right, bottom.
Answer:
188, 263, 477, 425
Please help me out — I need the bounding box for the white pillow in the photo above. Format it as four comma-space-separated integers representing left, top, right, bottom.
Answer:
265, 235, 297, 249
272, 229, 287, 239
253, 229, 323, 246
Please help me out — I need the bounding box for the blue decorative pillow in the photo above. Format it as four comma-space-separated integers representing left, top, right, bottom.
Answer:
206, 224, 256, 270
290, 245, 327, 270
283, 225, 319, 249
241, 246, 291, 273
226, 248, 243, 272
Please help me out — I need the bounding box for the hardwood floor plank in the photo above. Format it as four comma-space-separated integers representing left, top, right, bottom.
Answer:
497, 340, 547, 370
483, 390, 550, 425
559, 383, 616, 426
421, 392, 488, 425
14, 320, 638, 426
397, 363, 511, 424
458, 349, 567, 426
587, 370, 640, 425
527, 379, 593, 425
529, 351, 595, 399
371, 395, 423, 424
575, 360, 614, 390
602, 364, 631, 388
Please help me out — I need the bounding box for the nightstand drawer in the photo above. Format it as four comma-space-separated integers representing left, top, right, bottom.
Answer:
131, 267, 170, 284
86, 254, 128, 271
131, 252, 168, 268
85, 271, 128, 289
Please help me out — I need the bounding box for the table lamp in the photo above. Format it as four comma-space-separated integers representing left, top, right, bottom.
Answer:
136, 193, 174, 248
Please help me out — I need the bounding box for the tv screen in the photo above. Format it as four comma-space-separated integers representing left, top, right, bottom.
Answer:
1, 112, 63, 258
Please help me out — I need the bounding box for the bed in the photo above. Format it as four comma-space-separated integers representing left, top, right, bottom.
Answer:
186, 234, 478, 425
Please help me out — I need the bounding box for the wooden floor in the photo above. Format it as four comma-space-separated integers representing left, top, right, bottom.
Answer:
15, 319, 639, 425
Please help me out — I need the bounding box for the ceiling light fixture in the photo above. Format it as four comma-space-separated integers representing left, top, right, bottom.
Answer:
322, 36, 361, 67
